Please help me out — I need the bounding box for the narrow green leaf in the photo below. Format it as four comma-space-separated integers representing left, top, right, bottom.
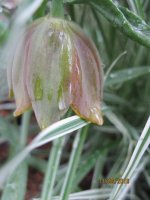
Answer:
73, 141, 119, 187
104, 51, 127, 81
91, 154, 107, 189
104, 107, 131, 139
60, 126, 89, 200
1, 112, 31, 200
64, 0, 150, 48
111, 116, 150, 200
0, 117, 18, 144
41, 137, 65, 200
31, 116, 89, 149
33, 188, 111, 200
0, 115, 89, 188
90, 0, 150, 48
105, 67, 150, 86
53, 149, 105, 195
1, 162, 28, 200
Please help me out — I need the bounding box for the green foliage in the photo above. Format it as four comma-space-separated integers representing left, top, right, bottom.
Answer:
64, 0, 150, 47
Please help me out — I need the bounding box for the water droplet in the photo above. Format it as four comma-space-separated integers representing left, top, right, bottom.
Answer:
110, 73, 117, 78
58, 85, 67, 111
59, 101, 66, 111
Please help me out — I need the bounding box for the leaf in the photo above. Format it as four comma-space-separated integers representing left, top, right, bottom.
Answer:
41, 137, 66, 200
1, 112, 31, 200
31, 116, 89, 149
91, 0, 150, 48
60, 126, 88, 200
1, 162, 28, 200
33, 189, 112, 200
0, 117, 18, 144
104, 107, 131, 139
105, 67, 150, 86
111, 116, 150, 200
0, 115, 89, 188
64, 0, 150, 48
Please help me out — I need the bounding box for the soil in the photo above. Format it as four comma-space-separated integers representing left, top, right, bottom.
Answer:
25, 168, 43, 200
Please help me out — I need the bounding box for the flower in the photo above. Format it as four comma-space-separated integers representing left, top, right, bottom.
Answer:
7, 16, 104, 129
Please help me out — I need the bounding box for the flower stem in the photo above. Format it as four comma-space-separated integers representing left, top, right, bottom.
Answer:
60, 125, 89, 200
41, 137, 65, 200
41, 111, 72, 200
20, 110, 32, 148
51, 0, 64, 18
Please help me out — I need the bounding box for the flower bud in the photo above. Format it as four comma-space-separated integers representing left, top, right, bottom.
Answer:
7, 16, 103, 129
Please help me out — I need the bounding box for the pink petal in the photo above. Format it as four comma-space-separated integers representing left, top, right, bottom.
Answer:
69, 23, 103, 125
12, 32, 32, 116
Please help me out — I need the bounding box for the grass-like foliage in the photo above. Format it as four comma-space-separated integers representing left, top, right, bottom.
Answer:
0, 0, 150, 200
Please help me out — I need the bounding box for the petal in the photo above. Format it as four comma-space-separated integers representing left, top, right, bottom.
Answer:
11, 29, 33, 116
26, 19, 72, 129
69, 21, 104, 98
7, 49, 15, 98
7, 21, 41, 99
69, 23, 103, 125
12, 19, 44, 116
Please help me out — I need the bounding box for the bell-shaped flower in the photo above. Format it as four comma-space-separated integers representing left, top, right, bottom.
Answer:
7, 17, 104, 129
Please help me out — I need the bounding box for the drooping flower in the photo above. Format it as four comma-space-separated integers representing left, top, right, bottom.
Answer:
7, 16, 104, 129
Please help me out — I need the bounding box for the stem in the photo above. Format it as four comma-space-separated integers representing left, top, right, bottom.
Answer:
104, 51, 127, 82
41, 110, 72, 200
51, 0, 64, 18
60, 125, 89, 200
41, 137, 65, 200
20, 110, 32, 148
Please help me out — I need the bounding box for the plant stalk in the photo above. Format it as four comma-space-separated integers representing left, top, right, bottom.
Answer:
51, 0, 64, 18
60, 125, 89, 200
41, 137, 65, 200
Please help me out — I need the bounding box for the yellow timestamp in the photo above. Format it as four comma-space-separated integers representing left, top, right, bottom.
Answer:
100, 178, 129, 184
